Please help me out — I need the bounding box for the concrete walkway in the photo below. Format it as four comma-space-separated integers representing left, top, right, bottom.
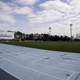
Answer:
0, 44, 80, 80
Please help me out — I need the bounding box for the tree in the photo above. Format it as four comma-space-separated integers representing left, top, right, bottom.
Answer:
14, 31, 23, 41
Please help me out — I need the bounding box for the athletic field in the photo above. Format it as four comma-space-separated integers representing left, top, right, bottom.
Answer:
0, 41, 80, 53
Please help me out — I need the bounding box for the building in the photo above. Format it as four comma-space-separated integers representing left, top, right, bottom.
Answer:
0, 31, 15, 40
76, 33, 80, 39
33, 34, 44, 40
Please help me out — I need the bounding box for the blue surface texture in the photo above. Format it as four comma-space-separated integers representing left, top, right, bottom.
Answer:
0, 44, 80, 80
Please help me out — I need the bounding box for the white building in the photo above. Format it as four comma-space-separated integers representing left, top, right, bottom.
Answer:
76, 33, 80, 39
0, 31, 15, 39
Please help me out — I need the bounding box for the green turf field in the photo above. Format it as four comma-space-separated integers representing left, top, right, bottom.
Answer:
0, 41, 80, 53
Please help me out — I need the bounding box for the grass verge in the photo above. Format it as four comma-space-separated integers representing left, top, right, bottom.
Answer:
0, 40, 80, 53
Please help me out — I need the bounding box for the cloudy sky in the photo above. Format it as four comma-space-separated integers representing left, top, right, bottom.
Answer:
0, 0, 80, 36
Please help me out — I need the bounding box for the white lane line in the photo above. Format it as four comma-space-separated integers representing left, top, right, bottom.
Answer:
0, 48, 75, 73
1, 57, 61, 80
0, 67, 23, 80
0, 54, 74, 80
66, 72, 75, 80
0, 44, 79, 79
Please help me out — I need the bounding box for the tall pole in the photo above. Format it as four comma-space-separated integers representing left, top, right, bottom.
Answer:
70, 24, 73, 41
49, 27, 51, 35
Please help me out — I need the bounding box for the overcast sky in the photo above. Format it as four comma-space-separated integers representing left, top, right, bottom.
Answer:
0, 0, 80, 36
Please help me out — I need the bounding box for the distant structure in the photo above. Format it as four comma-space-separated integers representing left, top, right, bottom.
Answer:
76, 33, 80, 39
70, 24, 73, 40
0, 30, 15, 39
49, 27, 52, 35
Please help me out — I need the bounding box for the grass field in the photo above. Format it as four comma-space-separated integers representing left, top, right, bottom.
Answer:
0, 40, 80, 53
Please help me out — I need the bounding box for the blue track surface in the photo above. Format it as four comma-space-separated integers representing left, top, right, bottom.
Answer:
0, 44, 80, 80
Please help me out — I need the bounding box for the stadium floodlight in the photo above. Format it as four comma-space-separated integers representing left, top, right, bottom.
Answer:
49, 27, 52, 35
70, 23, 73, 41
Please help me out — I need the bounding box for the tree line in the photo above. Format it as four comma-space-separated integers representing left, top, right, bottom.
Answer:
14, 31, 80, 41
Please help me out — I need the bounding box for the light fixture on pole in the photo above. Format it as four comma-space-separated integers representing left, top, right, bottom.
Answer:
49, 27, 51, 35
70, 24, 73, 40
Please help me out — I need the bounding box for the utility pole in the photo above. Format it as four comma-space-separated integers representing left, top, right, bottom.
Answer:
70, 24, 73, 41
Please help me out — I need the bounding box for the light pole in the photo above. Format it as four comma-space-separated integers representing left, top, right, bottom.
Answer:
49, 27, 51, 35
70, 24, 73, 41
